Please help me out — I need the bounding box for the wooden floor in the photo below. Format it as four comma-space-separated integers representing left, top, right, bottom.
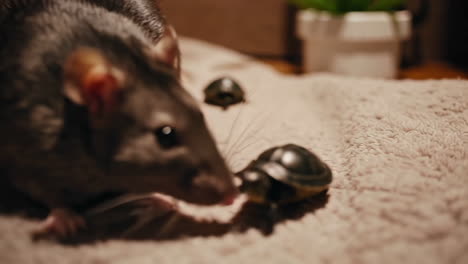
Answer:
398, 62, 468, 80
259, 59, 468, 80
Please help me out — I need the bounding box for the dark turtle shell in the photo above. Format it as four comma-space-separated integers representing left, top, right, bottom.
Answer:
236, 144, 332, 204
204, 77, 245, 109
256, 144, 332, 187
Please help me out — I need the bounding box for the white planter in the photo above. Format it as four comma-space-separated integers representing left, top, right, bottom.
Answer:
296, 10, 411, 79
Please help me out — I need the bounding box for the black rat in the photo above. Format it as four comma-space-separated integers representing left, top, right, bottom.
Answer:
0, 0, 237, 238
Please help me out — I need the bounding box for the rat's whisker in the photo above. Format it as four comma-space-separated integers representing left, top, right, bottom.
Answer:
121, 207, 169, 238
222, 106, 245, 158
84, 193, 152, 217
155, 213, 180, 239
226, 118, 272, 161
232, 137, 266, 157
223, 82, 263, 158
225, 108, 273, 161
224, 114, 261, 161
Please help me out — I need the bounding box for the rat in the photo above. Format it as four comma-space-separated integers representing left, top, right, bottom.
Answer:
0, 0, 238, 238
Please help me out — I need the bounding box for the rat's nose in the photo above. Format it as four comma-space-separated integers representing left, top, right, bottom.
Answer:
218, 173, 240, 206
197, 160, 240, 205
191, 172, 238, 204
221, 190, 239, 205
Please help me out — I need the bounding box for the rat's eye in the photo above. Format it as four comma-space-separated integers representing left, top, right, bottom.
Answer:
155, 126, 179, 149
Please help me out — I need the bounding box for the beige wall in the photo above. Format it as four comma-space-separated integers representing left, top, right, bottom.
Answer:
160, 0, 296, 57
161, 0, 457, 65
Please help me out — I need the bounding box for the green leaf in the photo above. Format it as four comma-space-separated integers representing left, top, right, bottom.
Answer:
368, 0, 406, 11
289, 0, 339, 14
290, 0, 407, 12
346, 0, 374, 11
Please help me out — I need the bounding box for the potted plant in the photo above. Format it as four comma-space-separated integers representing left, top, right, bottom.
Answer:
292, 0, 411, 79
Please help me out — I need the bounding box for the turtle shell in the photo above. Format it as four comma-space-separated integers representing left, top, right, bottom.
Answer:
236, 144, 333, 204
252, 144, 332, 189
204, 77, 245, 109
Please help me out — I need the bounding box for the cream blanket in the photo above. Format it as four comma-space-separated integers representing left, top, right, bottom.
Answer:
1, 38, 467, 264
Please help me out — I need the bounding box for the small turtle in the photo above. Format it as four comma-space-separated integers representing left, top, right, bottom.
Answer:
204, 77, 245, 109
235, 144, 332, 205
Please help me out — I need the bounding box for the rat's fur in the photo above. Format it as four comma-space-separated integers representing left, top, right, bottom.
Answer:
0, 0, 236, 217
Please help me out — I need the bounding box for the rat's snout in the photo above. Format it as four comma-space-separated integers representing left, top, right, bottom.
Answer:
191, 171, 239, 205
181, 126, 239, 205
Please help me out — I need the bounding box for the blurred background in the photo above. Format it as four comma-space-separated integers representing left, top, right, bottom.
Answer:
160, 0, 468, 79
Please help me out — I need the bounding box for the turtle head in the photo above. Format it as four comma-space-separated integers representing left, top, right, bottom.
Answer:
235, 169, 271, 204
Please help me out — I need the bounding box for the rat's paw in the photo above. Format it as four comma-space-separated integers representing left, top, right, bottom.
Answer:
32, 208, 86, 240
136, 193, 177, 212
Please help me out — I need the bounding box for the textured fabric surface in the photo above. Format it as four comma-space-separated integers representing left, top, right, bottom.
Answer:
1, 38, 467, 264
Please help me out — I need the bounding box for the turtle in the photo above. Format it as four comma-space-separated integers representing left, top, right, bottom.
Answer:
204, 77, 245, 109
235, 144, 332, 205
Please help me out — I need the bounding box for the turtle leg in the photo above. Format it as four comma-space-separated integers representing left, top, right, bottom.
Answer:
255, 203, 279, 235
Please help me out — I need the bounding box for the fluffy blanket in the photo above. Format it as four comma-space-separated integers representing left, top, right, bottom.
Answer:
1, 38, 467, 264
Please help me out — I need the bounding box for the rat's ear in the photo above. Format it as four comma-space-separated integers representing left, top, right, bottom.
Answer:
63, 48, 125, 114
150, 25, 180, 71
